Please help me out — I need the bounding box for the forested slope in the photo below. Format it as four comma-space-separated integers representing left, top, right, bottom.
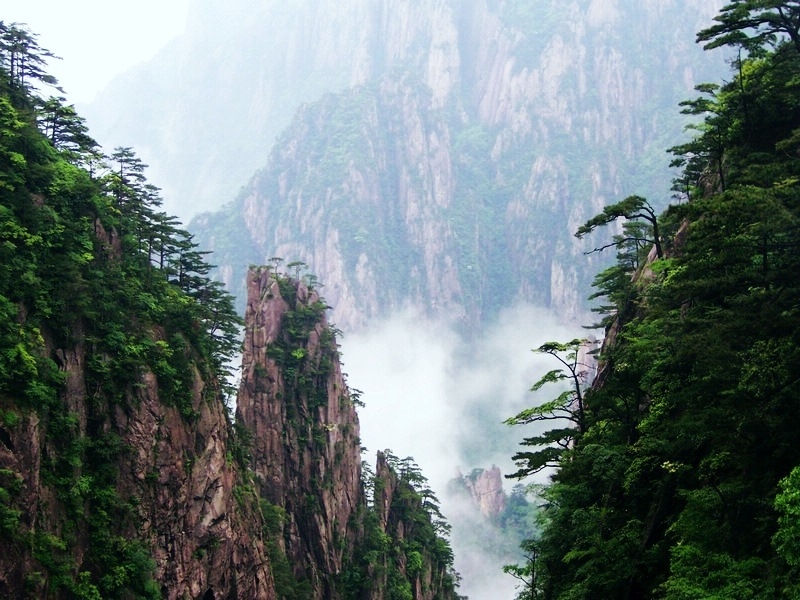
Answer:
0, 21, 260, 598
506, 3, 800, 598
0, 23, 460, 600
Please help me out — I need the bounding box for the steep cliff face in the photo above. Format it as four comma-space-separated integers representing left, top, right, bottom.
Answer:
235, 267, 364, 597
461, 466, 507, 519
0, 327, 275, 599
0, 265, 461, 599
0, 57, 459, 598
370, 452, 460, 600
211, 80, 465, 331
107, 364, 275, 599
183, 0, 729, 331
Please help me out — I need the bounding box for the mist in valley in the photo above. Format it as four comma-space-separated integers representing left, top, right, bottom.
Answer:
342, 304, 589, 598
7, 1, 731, 597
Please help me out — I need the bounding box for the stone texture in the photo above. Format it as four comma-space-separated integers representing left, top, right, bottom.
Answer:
236, 267, 365, 598
462, 466, 507, 519
182, 0, 728, 332
0, 266, 457, 598
0, 332, 275, 599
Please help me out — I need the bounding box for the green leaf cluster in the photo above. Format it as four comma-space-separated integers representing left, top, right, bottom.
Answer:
339, 451, 462, 599
0, 23, 241, 598
507, 5, 800, 598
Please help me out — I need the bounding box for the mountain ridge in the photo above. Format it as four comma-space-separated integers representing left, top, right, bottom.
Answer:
177, 0, 728, 331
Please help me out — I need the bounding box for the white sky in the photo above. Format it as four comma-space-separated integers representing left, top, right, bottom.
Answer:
3, 0, 191, 104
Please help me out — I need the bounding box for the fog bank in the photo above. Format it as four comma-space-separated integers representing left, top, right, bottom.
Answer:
341, 303, 586, 599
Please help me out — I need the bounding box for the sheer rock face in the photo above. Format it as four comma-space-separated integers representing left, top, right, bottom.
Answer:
0, 266, 461, 598
236, 267, 365, 598
231, 80, 465, 332
0, 328, 275, 599
176, 0, 729, 332
463, 466, 506, 519
114, 369, 275, 600
0, 408, 49, 594
372, 452, 455, 600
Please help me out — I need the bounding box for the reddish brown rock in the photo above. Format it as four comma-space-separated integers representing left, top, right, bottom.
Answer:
236, 267, 365, 598
0, 265, 459, 599
0, 328, 275, 599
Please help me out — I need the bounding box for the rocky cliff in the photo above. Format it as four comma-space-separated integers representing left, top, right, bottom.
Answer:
178, 0, 730, 331
369, 452, 460, 600
0, 45, 459, 598
0, 264, 460, 599
0, 323, 274, 599
233, 268, 461, 599
460, 466, 507, 519
235, 267, 364, 597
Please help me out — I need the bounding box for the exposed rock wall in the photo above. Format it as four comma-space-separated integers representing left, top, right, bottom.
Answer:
114, 369, 274, 599
462, 466, 507, 519
371, 452, 459, 600
0, 328, 275, 599
228, 79, 465, 332
235, 267, 365, 598
181, 0, 729, 332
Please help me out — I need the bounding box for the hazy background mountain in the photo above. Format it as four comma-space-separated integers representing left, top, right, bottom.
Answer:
84, 0, 388, 219
78, 0, 729, 596
84, 0, 726, 332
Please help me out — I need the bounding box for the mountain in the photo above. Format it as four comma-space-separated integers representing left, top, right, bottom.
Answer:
83, 0, 402, 219
502, 4, 800, 595
0, 40, 459, 598
84, 0, 722, 330
85, 0, 728, 331
236, 267, 461, 599
148, 0, 722, 331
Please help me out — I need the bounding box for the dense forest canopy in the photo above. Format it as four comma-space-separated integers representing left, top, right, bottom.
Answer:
505, 2, 800, 598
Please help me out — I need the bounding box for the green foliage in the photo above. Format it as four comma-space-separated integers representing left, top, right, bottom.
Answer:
503, 539, 541, 600
448, 122, 517, 317
0, 468, 22, 535
774, 466, 800, 568
340, 452, 461, 599
0, 22, 61, 98
505, 339, 592, 478
261, 271, 337, 455
508, 6, 800, 597
497, 2, 564, 67
697, 1, 800, 55
258, 499, 313, 600
0, 23, 241, 597
575, 195, 663, 259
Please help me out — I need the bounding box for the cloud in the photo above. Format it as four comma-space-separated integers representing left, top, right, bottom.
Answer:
5, 1, 190, 104
340, 302, 585, 599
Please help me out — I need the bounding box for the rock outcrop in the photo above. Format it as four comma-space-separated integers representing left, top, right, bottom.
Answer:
370, 452, 459, 600
0, 265, 460, 599
0, 330, 275, 599
175, 0, 730, 331
113, 369, 275, 599
461, 466, 507, 519
236, 267, 364, 597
